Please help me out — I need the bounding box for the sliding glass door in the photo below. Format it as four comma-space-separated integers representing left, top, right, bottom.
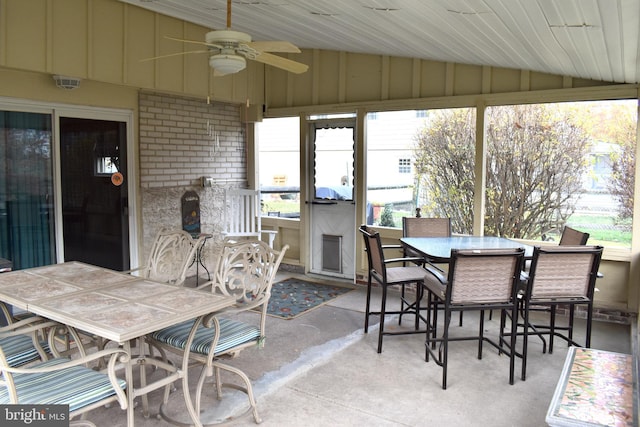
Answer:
0, 111, 56, 270
0, 101, 135, 273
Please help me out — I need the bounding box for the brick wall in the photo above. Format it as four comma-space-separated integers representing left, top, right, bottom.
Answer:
139, 92, 246, 188
137, 92, 246, 263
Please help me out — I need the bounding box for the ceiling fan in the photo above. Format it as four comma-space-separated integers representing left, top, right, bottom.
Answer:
146, 0, 308, 76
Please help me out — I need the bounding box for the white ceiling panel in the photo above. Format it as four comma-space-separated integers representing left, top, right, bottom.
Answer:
120, 0, 640, 84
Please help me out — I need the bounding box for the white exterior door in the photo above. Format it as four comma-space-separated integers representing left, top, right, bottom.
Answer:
308, 119, 356, 279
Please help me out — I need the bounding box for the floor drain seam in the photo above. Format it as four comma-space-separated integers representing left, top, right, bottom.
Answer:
252, 327, 365, 398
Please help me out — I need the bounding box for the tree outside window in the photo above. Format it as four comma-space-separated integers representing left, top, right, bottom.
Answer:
413, 101, 636, 247
413, 108, 476, 234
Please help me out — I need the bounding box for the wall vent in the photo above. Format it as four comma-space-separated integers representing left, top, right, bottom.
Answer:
53, 75, 81, 90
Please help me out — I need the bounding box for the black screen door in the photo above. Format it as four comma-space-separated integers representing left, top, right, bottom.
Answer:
60, 117, 129, 270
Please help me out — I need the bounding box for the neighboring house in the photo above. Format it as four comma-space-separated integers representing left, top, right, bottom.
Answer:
366, 110, 424, 205
586, 141, 619, 191
259, 110, 424, 206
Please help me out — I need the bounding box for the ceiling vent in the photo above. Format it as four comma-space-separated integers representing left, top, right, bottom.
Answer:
53, 75, 81, 90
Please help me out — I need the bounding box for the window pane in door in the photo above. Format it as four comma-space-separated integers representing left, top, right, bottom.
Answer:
313, 126, 354, 201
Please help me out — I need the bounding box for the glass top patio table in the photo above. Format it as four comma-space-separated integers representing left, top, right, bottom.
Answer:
400, 235, 534, 263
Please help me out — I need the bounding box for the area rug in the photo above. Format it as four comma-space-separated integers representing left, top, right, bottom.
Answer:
266, 278, 353, 319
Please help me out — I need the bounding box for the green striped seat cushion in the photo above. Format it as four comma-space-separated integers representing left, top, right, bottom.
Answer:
150, 317, 260, 355
0, 357, 127, 412
0, 335, 47, 367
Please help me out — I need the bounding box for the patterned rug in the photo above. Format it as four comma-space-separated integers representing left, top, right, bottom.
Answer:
266, 278, 353, 319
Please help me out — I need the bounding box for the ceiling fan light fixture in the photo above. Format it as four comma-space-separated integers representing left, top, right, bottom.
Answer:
209, 53, 246, 75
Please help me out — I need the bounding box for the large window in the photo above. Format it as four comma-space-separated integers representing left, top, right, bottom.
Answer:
485, 101, 636, 248
257, 117, 300, 218
262, 101, 636, 249
364, 101, 636, 249
365, 108, 475, 232
412, 108, 476, 233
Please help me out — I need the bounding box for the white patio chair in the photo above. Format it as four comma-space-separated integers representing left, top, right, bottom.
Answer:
0, 322, 130, 426
131, 228, 205, 286
148, 240, 288, 426
223, 188, 277, 248
0, 315, 58, 367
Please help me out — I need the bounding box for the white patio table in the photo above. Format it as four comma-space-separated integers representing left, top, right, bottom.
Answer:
0, 261, 236, 427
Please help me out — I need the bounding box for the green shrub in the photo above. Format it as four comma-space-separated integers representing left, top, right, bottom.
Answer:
379, 204, 396, 227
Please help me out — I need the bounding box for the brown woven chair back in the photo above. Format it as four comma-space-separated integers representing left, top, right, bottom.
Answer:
528, 245, 602, 299
448, 248, 523, 304
402, 217, 451, 238
559, 226, 589, 245
359, 225, 386, 281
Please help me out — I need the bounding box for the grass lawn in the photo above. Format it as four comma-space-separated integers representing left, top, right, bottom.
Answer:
566, 213, 631, 247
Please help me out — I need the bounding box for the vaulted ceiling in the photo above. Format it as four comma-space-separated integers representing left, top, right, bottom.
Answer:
120, 0, 640, 84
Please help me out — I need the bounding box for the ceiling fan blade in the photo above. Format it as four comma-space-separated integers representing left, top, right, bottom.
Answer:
252, 52, 308, 74
165, 35, 222, 49
247, 41, 301, 53
140, 50, 208, 62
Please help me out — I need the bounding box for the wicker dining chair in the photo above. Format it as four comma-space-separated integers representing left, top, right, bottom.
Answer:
559, 226, 590, 246
519, 245, 603, 380
402, 217, 451, 240
423, 247, 525, 389
520, 225, 593, 351
401, 217, 453, 324
148, 240, 288, 426
359, 225, 430, 353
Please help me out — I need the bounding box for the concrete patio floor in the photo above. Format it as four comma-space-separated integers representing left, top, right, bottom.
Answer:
86, 272, 633, 427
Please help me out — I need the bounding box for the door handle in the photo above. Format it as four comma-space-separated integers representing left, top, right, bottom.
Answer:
308, 200, 338, 205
